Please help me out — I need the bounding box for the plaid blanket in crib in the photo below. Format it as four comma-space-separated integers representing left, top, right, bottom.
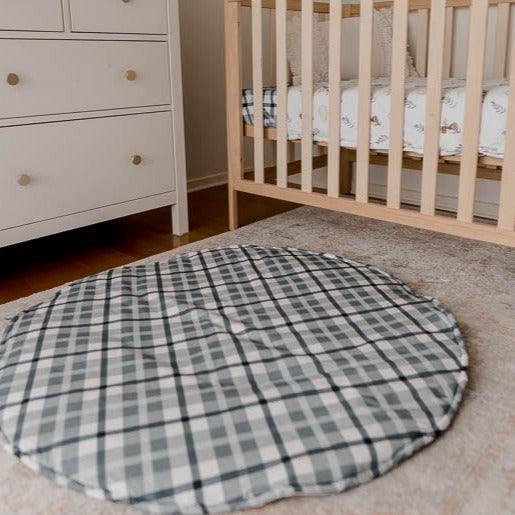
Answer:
242, 87, 278, 127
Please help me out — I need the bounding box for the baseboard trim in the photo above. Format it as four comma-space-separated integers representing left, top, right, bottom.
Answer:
367, 183, 498, 220
306, 171, 498, 220
187, 172, 228, 193
188, 170, 499, 220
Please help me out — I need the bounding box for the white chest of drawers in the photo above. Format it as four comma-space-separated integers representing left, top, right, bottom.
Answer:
0, 0, 188, 248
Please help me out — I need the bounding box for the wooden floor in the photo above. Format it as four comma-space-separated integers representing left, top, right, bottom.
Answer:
0, 186, 298, 304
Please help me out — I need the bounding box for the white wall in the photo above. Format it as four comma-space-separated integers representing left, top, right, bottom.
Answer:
179, 0, 270, 191
178, 0, 228, 190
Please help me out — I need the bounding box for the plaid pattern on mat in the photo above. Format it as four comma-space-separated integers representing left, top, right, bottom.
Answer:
0, 246, 468, 514
242, 88, 278, 127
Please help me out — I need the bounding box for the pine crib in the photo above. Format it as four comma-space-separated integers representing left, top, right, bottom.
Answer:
224, 0, 515, 247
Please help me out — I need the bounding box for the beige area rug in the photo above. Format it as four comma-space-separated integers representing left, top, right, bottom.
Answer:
0, 206, 514, 515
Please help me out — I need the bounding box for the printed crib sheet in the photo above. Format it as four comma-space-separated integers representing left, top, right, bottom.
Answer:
242, 78, 509, 158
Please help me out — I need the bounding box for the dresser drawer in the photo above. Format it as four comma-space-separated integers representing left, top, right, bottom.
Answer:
0, 0, 64, 32
70, 0, 168, 34
0, 40, 171, 119
0, 112, 175, 230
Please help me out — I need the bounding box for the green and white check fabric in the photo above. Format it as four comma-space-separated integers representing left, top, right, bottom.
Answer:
0, 246, 467, 514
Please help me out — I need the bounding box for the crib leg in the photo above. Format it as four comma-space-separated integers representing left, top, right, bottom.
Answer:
225, 0, 243, 231
228, 186, 238, 230
340, 148, 353, 195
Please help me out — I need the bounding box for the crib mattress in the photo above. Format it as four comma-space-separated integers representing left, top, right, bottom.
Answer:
242, 77, 509, 158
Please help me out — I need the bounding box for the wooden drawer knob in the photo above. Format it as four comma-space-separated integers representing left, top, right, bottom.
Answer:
17, 174, 31, 186
7, 73, 19, 86
126, 70, 137, 81
131, 155, 142, 166
122, 0, 131, 3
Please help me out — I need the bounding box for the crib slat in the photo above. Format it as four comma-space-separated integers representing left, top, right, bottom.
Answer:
443, 7, 454, 79
268, 9, 278, 165
327, 0, 342, 198
498, 32, 515, 230
276, 0, 288, 188
416, 10, 429, 77
493, 3, 510, 78
421, 0, 447, 216
301, 0, 314, 192
252, 0, 265, 184
269, 9, 277, 84
457, 0, 489, 223
356, 0, 374, 203
387, 0, 409, 210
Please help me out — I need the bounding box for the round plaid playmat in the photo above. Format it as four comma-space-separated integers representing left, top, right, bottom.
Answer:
0, 246, 468, 514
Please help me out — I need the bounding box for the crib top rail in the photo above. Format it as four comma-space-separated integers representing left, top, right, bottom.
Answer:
232, 0, 515, 16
